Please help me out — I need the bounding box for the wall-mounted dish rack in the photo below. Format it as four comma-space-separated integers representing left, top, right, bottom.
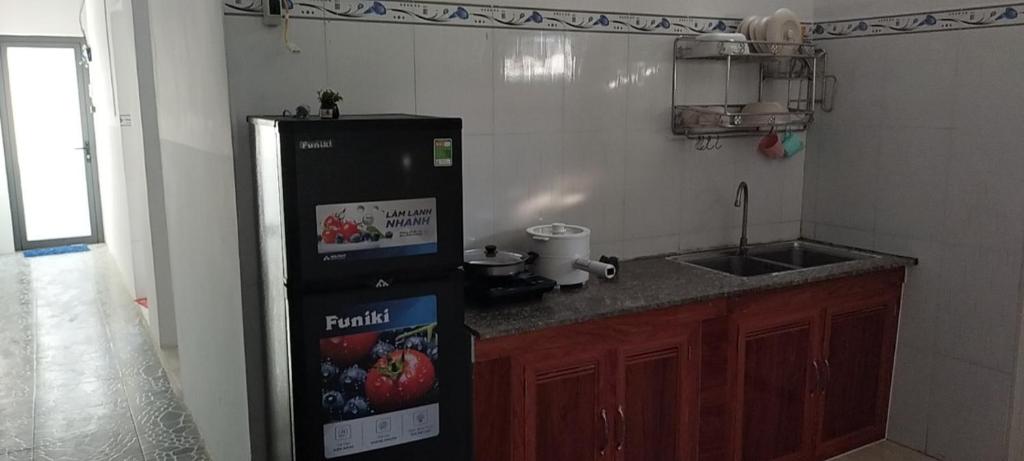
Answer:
671, 36, 836, 138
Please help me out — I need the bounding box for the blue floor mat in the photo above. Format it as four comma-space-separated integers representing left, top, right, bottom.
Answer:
24, 244, 90, 257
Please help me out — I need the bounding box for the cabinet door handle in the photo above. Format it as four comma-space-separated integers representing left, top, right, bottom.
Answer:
616, 405, 626, 451
811, 360, 821, 394
823, 358, 832, 391
600, 408, 609, 456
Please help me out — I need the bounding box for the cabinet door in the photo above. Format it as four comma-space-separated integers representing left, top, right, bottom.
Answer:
733, 308, 822, 461
618, 323, 699, 461
815, 301, 898, 459
523, 350, 616, 461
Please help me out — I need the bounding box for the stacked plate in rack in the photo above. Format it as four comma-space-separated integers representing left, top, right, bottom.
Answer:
737, 8, 804, 54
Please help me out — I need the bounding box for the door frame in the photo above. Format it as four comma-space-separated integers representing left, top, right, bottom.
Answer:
0, 35, 104, 250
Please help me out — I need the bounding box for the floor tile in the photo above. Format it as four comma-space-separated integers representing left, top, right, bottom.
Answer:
33, 434, 145, 461
830, 440, 938, 461
0, 248, 208, 460
128, 388, 206, 459
0, 400, 33, 453
1, 448, 33, 461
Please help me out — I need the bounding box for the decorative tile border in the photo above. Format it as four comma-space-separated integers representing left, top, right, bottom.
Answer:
813, 3, 1024, 39
223, 0, 739, 35
225, 0, 1024, 39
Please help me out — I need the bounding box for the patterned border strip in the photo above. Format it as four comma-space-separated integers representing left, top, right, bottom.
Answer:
223, 0, 740, 35
813, 3, 1023, 39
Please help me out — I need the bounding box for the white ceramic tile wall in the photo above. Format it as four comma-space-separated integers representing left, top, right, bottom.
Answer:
803, 26, 1024, 460
224, 16, 807, 259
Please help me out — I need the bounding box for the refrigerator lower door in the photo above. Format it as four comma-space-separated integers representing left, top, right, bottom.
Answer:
293, 273, 471, 461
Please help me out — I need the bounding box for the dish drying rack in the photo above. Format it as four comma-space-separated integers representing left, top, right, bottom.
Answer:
671, 36, 837, 138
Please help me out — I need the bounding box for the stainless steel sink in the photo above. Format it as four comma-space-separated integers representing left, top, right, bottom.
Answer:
685, 255, 793, 277
669, 241, 873, 277
747, 241, 856, 268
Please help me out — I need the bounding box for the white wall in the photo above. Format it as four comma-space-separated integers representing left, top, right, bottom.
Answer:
223, 10, 806, 262
0, 0, 84, 254
84, 0, 137, 292
0, 0, 83, 37
802, 27, 1024, 460
144, 0, 251, 459
97, 0, 172, 346
0, 126, 12, 254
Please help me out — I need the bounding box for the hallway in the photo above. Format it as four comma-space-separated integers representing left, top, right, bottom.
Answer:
0, 247, 207, 460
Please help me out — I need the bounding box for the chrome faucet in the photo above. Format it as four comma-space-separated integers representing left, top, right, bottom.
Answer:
735, 182, 749, 256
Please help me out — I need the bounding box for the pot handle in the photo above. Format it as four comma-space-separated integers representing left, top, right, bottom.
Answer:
574, 258, 617, 280
525, 251, 539, 265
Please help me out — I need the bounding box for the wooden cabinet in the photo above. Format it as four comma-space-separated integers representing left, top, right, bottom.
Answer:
523, 349, 615, 461
732, 306, 822, 461
725, 269, 904, 461
475, 303, 719, 461
619, 336, 699, 461
815, 300, 899, 459
475, 268, 905, 461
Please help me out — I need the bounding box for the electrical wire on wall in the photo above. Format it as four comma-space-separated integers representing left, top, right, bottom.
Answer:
78, 0, 93, 66
283, 0, 302, 53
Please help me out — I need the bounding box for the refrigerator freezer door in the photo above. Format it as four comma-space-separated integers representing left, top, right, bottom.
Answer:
266, 116, 464, 289
293, 273, 471, 461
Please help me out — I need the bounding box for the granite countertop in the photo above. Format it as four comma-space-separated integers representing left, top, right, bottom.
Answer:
464, 241, 917, 340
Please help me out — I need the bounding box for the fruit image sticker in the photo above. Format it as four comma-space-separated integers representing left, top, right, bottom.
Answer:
320, 296, 440, 458
315, 198, 438, 262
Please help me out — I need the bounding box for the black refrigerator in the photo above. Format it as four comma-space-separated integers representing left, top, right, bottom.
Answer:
248, 115, 471, 461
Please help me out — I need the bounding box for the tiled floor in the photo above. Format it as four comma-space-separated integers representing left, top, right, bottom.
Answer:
0, 246, 208, 460
831, 441, 938, 461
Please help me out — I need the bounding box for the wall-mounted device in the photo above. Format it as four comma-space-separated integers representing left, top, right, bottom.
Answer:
262, 0, 282, 26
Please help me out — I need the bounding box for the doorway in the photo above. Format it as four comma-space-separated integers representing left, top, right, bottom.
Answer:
0, 36, 103, 250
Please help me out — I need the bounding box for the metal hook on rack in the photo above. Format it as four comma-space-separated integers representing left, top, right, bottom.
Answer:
712, 135, 722, 151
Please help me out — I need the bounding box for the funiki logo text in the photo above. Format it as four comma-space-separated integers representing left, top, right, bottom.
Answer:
325, 309, 390, 332
299, 139, 333, 150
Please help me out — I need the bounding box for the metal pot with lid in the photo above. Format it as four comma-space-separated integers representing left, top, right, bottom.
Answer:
463, 245, 537, 278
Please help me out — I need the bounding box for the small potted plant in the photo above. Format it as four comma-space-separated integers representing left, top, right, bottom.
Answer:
317, 89, 343, 119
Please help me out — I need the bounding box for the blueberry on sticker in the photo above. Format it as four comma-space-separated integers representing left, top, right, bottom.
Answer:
1003, 7, 1019, 19
597, 15, 609, 26
658, 17, 671, 29
322, 361, 340, 383
529, 11, 543, 23
923, 15, 937, 26
856, 21, 868, 31
340, 365, 367, 396
343, 396, 372, 418
322, 390, 345, 418
714, 20, 727, 31
814, 24, 825, 34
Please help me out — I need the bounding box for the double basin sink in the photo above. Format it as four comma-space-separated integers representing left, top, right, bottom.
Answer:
669, 241, 873, 277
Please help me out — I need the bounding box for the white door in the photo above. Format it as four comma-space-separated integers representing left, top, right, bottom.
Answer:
0, 38, 102, 249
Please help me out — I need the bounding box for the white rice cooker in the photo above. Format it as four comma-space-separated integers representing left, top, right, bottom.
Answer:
525, 223, 617, 287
